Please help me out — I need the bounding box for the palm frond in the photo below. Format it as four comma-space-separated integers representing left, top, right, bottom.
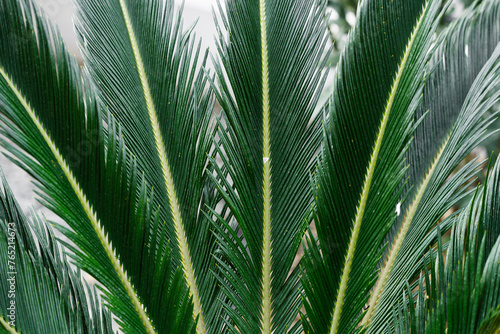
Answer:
0, 0, 194, 332
208, 0, 329, 332
407, 0, 500, 195
300, 0, 444, 332
0, 170, 114, 334
74, 1, 219, 332
391, 156, 500, 333
366, 0, 500, 328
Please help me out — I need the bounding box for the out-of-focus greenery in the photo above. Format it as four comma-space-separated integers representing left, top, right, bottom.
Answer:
326, 0, 475, 66
325, 0, 358, 65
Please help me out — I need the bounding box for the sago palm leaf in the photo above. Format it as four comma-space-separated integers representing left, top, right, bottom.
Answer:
0, 0, 194, 332
74, 1, 220, 332
366, 0, 500, 329
391, 156, 500, 333
405, 0, 500, 197
382, 0, 500, 250
208, 0, 329, 332
301, 0, 445, 332
0, 171, 114, 334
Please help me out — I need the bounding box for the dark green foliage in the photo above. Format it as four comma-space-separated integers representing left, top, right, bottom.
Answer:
0, 0, 499, 333
371, 1, 500, 328
75, 1, 222, 331
302, 0, 443, 332
209, 0, 328, 332
0, 171, 114, 334
406, 0, 500, 204
391, 157, 500, 334
0, 0, 194, 332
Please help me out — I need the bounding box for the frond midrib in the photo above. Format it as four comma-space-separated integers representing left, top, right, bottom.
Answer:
0, 316, 19, 334
117, 1, 206, 333
362, 138, 449, 327
0, 67, 156, 334
328, 4, 429, 333
260, 0, 272, 332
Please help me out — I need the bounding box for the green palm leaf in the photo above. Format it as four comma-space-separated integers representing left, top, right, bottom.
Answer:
366, 0, 500, 329
0, 171, 114, 334
301, 0, 444, 332
0, 0, 194, 332
391, 155, 500, 333
74, 1, 219, 332
406, 0, 500, 196
1, 0, 499, 332
208, 0, 329, 332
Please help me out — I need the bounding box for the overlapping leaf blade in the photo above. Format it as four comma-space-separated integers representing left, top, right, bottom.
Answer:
301, 0, 444, 332
409, 0, 500, 193
0, 0, 194, 332
391, 156, 500, 333
385, 0, 500, 234
209, 0, 329, 332
74, 1, 220, 332
0, 172, 114, 334
0, 0, 499, 333
367, 0, 500, 329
